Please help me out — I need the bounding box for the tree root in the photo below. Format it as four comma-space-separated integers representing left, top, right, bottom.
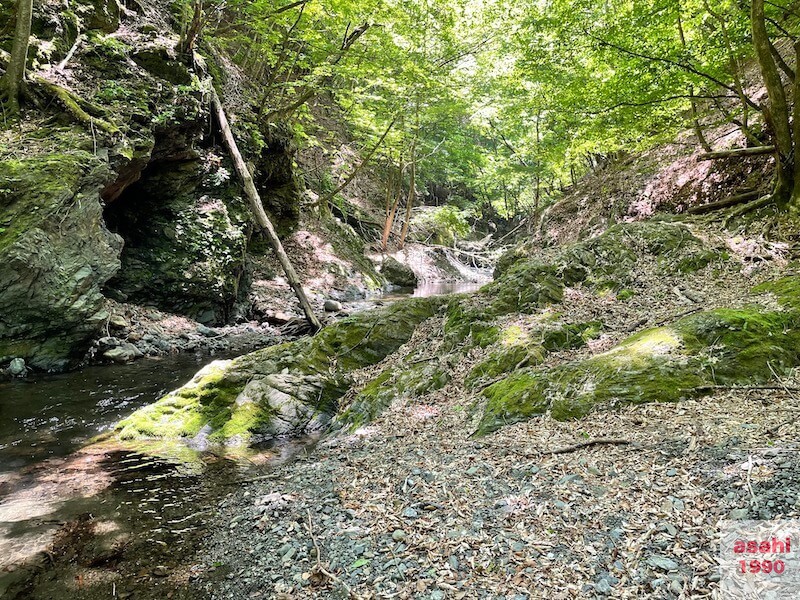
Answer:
722, 193, 775, 228
29, 76, 117, 134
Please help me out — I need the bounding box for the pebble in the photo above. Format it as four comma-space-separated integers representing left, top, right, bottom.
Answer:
729, 508, 749, 519
391, 529, 406, 542
646, 555, 679, 571
8, 358, 26, 377
401, 507, 419, 518
595, 578, 613, 594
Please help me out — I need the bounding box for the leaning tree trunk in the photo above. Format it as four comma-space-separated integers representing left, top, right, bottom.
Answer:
1, 0, 34, 116
210, 86, 322, 331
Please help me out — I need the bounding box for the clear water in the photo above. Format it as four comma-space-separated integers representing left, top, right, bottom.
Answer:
0, 354, 211, 473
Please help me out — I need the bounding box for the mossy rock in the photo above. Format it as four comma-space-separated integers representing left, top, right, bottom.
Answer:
442, 298, 501, 350
476, 299, 800, 434
337, 359, 451, 429
0, 152, 122, 370
116, 298, 441, 446
486, 221, 712, 321
753, 275, 800, 310
466, 321, 600, 386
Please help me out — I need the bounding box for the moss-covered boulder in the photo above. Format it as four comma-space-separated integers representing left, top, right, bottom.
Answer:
115, 298, 440, 446
0, 152, 122, 370
336, 360, 451, 429
477, 299, 800, 434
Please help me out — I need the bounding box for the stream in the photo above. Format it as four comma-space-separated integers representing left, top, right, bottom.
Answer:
0, 279, 488, 598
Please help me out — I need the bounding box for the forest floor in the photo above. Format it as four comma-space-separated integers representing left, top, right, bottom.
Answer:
196, 221, 800, 599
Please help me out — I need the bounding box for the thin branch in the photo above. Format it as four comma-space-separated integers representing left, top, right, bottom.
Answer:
583, 93, 736, 115
587, 31, 761, 111
547, 439, 632, 455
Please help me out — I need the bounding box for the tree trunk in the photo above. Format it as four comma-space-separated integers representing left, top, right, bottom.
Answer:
381, 164, 402, 252
210, 86, 322, 331
752, 0, 794, 205
179, 0, 204, 57
1, 0, 34, 116
398, 154, 416, 249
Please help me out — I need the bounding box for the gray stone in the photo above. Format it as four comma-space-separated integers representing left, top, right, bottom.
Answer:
381, 257, 418, 288
103, 342, 143, 364
197, 325, 217, 338
98, 336, 121, 348
646, 555, 679, 571
391, 529, 406, 542
324, 299, 343, 312
109, 314, 129, 329
595, 578, 613, 594
729, 508, 749, 520
8, 358, 26, 377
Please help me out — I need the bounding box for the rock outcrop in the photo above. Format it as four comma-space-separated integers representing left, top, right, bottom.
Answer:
115, 298, 440, 446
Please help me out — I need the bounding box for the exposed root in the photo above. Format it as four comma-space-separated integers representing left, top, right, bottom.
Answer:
722, 193, 775, 228
29, 76, 117, 134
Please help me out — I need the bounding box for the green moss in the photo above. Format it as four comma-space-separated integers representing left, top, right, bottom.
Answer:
676, 250, 727, 273
617, 288, 635, 301
480, 372, 550, 432
0, 152, 98, 253
468, 345, 543, 385
117, 299, 440, 445
753, 276, 800, 310
476, 299, 800, 434
443, 299, 501, 349
675, 307, 800, 382
541, 320, 603, 351
116, 361, 245, 440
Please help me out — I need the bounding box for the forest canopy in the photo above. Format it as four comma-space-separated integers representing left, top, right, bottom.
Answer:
2, 0, 798, 217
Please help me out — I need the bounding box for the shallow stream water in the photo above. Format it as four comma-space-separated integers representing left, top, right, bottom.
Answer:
0, 278, 486, 598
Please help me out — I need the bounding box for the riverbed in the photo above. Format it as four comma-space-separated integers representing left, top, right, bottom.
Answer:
0, 280, 486, 598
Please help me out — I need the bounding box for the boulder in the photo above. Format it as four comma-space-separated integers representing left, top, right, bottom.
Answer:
0, 153, 123, 371
382, 257, 418, 288
324, 299, 343, 312
8, 358, 27, 378
103, 342, 143, 364
115, 298, 441, 446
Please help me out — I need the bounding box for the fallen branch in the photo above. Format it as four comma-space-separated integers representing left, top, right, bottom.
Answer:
57, 33, 84, 71
687, 190, 762, 214
692, 384, 800, 393
321, 118, 395, 206
723, 193, 775, 226
697, 145, 775, 160
210, 84, 322, 331
547, 438, 632, 455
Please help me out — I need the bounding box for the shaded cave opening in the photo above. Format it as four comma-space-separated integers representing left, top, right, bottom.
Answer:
101, 154, 251, 326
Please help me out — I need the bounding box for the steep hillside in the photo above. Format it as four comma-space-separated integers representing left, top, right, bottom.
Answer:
0, 0, 385, 372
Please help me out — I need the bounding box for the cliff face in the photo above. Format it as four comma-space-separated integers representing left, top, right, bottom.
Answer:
0, 0, 304, 370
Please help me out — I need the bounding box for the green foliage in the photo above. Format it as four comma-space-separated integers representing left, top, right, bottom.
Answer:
412, 206, 471, 245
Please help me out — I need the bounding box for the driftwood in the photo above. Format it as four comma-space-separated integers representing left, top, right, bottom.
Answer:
687, 189, 761, 214
210, 85, 322, 331
697, 145, 775, 160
